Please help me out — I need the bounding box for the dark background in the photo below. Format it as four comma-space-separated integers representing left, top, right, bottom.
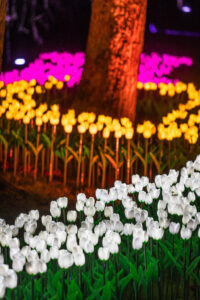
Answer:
2, 0, 200, 85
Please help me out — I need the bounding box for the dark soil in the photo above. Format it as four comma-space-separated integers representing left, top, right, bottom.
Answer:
0, 173, 96, 224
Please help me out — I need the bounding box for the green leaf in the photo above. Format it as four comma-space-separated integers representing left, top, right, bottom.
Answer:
67, 146, 78, 161
67, 279, 83, 300
186, 256, 200, 276
27, 141, 37, 156
119, 273, 133, 296
101, 281, 112, 300
0, 134, 8, 146
37, 144, 43, 154
121, 146, 127, 158
66, 154, 73, 164
99, 149, 107, 168
130, 155, 137, 168
159, 241, 183, 274
83, 145, 90, 158
134, 150, 145, 167
105, 154, 117, 170
41, 133, 51, 148
92, 155, 99, 167
105, 145, 114, 156
58, 138, 66, 147
149, 151, 160, 173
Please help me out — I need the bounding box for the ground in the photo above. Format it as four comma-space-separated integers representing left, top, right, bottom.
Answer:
0, 173, 95, 223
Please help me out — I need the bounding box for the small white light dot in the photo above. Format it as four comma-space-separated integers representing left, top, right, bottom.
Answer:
14, 58, 26, 66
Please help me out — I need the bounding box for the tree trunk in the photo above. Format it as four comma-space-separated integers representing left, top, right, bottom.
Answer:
72, 0, 147, 122
0, 0, 7, 72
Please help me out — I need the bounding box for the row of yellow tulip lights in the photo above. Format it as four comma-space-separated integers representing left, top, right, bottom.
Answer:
0, 77, 200, 186
0, 75, 68, 179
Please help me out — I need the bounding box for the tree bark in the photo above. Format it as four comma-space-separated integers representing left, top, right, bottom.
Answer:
72, 0, 147, 122
0, 0, 7, 72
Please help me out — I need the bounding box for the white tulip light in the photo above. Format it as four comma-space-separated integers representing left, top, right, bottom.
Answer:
0, 154, 200, 298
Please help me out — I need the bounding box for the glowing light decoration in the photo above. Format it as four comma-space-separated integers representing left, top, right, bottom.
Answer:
14, 58, 26, 66
181, 5, 192, 13
0, 51, 193, 86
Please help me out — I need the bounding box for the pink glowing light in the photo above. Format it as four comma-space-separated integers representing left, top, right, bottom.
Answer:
0, 51, 193, 86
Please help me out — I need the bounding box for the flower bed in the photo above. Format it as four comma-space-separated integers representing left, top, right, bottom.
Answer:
0, 75, 200, 186
0, 155, 200, 299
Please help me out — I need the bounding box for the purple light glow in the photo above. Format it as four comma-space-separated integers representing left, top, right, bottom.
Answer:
149, 23, 158, 34
181, 5, 192, 13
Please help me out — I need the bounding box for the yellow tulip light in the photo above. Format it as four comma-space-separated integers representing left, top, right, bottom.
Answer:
44, 82, 53, 90
78, 112, 88, 123
114, 129, 122, 139
64, 124, 73, 133
97, 122, 104, 131
35, 117, 43, 127
29, 79, 37, 86
48, 76, 57, 85
113, 122, 121, 131
70, 117, 76, 126
23, 115, 30, 124
89, 123, 98, 135
35, 86, 42, 94
56, 81, 64, 90
67, 109, 75, 117
61, 115, 68, 127
18, 91, 25, 99
42, 113, 49, 124
125, 120, 133, 129
137, 81, 143, 90
2, 100, 9, 109
125, 128, 134, 140
6, 110, 13, 120
27, 109, 36, 119
51, 104, 59, 112
27, 87, 34, 95
103, 127, 110, 139
50, 117, 59, 126
15, 111, 24, 121
144, 83, 150, 91
159, 89, 167, 96
36, 109, 43, 118
104, 116, 112, 125
158, 130, 166, 140
143, 129, 152, 139
98, 115, 105, 123
0, 89, 6, 98
120, 117, 129, 127
64, 74, 71, 82
168, 89, 175, 97
0, 81, 4, 89
0, 106, 5, 115
88, 112, 96, 123
136, 124, 144, 134
77, 124, 87, 134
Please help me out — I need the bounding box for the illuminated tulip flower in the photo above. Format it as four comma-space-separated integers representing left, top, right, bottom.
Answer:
57, 197, 68, 209
58, 252, 74, 269
104, 207, 113, 218
180, 225, 192, 240
4, 269, 17, 289
0, 276, 5, 299
98, 247, 110, 261
67, 210, 77, 222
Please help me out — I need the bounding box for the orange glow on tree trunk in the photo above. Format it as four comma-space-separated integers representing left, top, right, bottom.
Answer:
72, 0, 147, 122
